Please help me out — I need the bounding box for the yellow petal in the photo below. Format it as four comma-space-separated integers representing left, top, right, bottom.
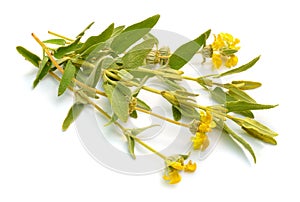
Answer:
212, 53, 222, 68
225, 55, 238, 68
184, 160, 197, 172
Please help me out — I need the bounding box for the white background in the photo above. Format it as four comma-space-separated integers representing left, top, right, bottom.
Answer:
1, 0, 299, 201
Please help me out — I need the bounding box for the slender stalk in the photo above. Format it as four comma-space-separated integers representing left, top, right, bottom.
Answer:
135, 107, 190, 128
132, 136, 167, 159
48, 31, 74, 42
182, 75, 198, 82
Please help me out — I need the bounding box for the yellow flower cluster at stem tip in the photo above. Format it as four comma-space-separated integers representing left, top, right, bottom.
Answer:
191, 111, 212, 150
163, 159, 197, 184
211, 33, 240, 68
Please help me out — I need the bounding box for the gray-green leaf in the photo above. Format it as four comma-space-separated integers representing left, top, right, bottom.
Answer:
128, 124, 159, 136
168, 29, 211, 70
111, 83, 131, 122
122, 39, 156, 69
223, 123, 256, 163
110, 14, 160, 53
58, 60, 76, 96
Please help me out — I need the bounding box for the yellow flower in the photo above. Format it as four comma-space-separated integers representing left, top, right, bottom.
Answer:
169, 161, 185, 170
209, 33, 240, 68
184, 160, 197, 172
212, 53, 222, 69
163, 170, 182, 184
225, 55, 238, 68
163, 158, 197, 184
212, 34, 225, 50
192, 132, 209, 150
191, 111, 212, 150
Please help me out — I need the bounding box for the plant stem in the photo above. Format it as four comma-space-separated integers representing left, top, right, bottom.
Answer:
135, 107, 190, 128
182, 75, 198, 82
48, 31, 74, 42
131, 136, 167, 160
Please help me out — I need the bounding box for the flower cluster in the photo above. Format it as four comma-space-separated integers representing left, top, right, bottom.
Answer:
191, 111, 212, 151
163, 157, 197, 184
204, 33, 240, 68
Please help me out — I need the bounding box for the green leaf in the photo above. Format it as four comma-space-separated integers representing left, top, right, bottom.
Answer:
129, 110, 138, 118
122, 39, 155, 69
76, 23, 114, 54
143, 33, 159, 47
102, 82, 114, 102
33, 56, 52, 88
226, 101, 278, 112
76, 22, 94, 38
217, 56, 261, 77
136, 98, 151, 111
16, 46, 41, 67
239, 118, 278, 145
221, 48, 238, 56
160, 77, 186, 91
128, 68, 155, 78
223, 123, 256, 163
43, 39, 66, 45
117, 69, 134, 81
110, 14, 160, 53
58, 60, 76, 96
172, 105, 182, 121
128, 125, 159, 136
227, 85, 256, 103
241, 118, 278, 137
111, 83, 131, 122
111, 25, 125, 37
79, 42, 106, 58
54, 38, 81, 59
62, 103, 84, 131
168, 29, 211, 70
231, 80, 262, 90
173, 105, 199, 119
104, 113, 118, 126
210, 87, 254, 118
75, 90, 90, 104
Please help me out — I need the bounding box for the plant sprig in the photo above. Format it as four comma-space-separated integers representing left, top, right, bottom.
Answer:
17, 14, 278, 185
